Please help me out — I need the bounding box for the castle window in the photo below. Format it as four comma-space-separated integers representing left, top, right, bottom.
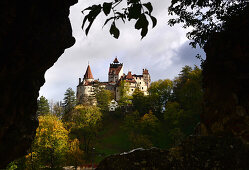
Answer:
140, 82, 141, 84
131, 89, 133, 91
142, 87, 143, 90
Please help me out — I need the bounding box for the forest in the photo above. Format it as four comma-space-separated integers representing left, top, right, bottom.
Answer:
6, 65, 202, 169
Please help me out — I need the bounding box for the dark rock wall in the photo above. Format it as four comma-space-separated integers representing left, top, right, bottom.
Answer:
97, 136, 249, 170
0, 0, 77, 168
202, 5, 249, 143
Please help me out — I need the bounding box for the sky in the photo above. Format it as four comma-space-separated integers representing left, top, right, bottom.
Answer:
39, 0, 205, 102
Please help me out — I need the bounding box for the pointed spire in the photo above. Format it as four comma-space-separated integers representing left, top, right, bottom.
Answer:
84, 64, 93, 79
113, 57, 119, 63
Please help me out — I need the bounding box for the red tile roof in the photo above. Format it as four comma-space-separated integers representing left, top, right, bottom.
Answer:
84, 65, 93, 79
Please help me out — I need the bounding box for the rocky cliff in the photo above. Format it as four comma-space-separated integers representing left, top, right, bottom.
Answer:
97, 136, 249, 170
202, 5, 249, 143
0, 0, 77, 168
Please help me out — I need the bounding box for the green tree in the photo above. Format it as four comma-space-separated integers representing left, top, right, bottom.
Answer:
132, 88, 149, 116
123, 111, 152, 148
123, 110, 159, 148
37, 96, 50, 116
63, 87, 76, 121
118, 80, 132, 107
96, 88, 113, 112
174, 66, 203, 109
69, 105, 102, 155
5, 161, 17, 170
148, 79, 173, 119
140, 111, 159, 136
164, 66, 202, 138
164, 102, 184, 129
168, 0, 248, 48
30, 114, 69, 169
67, 139, 84, 169
168, 128, 185, 147
123, 110, 140, 134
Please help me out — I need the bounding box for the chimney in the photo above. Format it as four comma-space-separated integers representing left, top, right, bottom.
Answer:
79, 78, 81, 84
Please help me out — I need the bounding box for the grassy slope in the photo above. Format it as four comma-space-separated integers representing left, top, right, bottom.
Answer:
93, 113, 173, 163
94, 114, 132, 163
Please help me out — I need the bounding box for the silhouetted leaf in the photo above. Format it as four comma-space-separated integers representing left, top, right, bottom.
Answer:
150, 15, 157, 28
82, 15, 88, 29
81, 6, 93, 14
110, 22, 120, 39
127, 0, 139, 5
141, 27, 148, 39
103, 2, 112, 16
103, 17, 115, 28
135, 14, 148, 30
83, 4, 102, 35
85, 21, 94, 35
135, 14, 149, 39
143, 2, 153, 14
128, 4, 142, 20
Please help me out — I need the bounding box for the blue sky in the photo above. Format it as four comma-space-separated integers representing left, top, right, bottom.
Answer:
39, 0, 205, 102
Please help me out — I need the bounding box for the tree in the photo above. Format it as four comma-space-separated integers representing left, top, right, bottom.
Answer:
31, 114, 69, 168
95, 88, 113, 112
123, 110, 159, 148
148, 79, 173, 119
37, 96, 50, 116
67, 139, 84, 169
52, 101, 63, 118
162, 66, 202, 139
132, 88, 149, 116
63, 87, 76, 121
173, 66, 203, 110
168, 0, 248, 48
118, 80, 132, 107
69, 105, 102, 155
123, 111, 152, 148
164, 101, 184, 129
140, 110, 159, 136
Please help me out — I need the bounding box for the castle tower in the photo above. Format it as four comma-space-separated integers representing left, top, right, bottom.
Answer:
77, 64, 94, 104
108, 57, 123, 83
83, 64, 94, 83
143, 69, 151, 88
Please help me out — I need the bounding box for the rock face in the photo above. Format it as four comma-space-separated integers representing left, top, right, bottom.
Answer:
202, 5, 249, 143
97, 136, 249, 170
0, 0, 77, 168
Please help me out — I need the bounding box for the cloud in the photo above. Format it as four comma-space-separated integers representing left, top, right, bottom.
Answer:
39, 1, 205, 102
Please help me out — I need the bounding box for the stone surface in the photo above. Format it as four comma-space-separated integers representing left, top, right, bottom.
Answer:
0, 0, 77, 168
97, 136, 249, 170
202, 5, 249, 143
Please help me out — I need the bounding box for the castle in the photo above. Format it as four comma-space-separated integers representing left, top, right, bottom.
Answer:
76, 58, 151, 105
